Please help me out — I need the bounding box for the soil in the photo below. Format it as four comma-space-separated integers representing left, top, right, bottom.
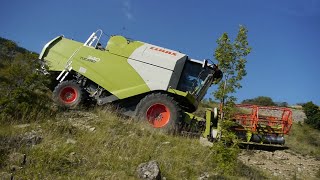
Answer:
238, 149, 320, 179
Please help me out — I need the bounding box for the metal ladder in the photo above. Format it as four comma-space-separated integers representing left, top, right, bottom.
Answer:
56, 29, 103, 82
56, 47, 82, 82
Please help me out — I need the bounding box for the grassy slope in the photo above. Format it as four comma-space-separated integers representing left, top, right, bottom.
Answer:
286, 122, 320, 157
0, 107, 265, 179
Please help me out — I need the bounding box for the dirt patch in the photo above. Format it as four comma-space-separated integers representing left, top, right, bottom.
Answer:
238, 149, 320, 179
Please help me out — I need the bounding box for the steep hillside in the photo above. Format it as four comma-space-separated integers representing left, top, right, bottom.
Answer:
0, 37, 52, 123
0, 108, 266, 179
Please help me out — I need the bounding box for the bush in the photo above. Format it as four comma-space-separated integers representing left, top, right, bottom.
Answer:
242, 96, 276, 106
302, 101, 320, 130
0, 37, 53, 123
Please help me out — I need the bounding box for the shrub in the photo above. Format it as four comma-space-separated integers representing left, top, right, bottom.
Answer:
242, 96, 276, 106
0, 37, 53, 123
302, 101, 320, 130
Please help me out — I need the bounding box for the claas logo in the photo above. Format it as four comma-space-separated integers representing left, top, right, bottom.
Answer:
150, 47, 177, 56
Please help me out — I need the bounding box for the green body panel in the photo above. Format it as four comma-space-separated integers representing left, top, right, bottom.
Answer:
203, 110, 212, 137
183, 110, 212, 138
183, 112, 204, 123
167, 88, 199, 108
39, 36, 63, 60
41, 36, 150, 99
41, 37, 82, 71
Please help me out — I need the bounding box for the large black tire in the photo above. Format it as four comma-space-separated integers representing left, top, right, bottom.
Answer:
135, 93, 182, 134
52, 80, 83, 109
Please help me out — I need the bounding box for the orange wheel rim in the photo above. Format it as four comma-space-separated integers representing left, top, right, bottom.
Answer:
146, 103, 171, 128
60, 87, 77, 104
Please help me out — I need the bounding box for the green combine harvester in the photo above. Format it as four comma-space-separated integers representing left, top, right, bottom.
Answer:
39, 29, 223, 138
39, 30, 292, 146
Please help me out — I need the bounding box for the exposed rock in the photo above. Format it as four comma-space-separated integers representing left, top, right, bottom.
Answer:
199, 137, 213, 147
22, 130, 42, 147
68, 152, 78, 164
14, 124, 30, 128
0, 172, 13, 180
8, 152, 26, 166
238, 107, 306, 122
66, 138, 76, 144
136, 160, 161, 180
89, 127, 96, 132
198, 172, 209, 180
161, 142, 170, 145
57, 110, 99, 122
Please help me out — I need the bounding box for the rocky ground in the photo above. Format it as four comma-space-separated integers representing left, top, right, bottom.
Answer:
291, 108, 307, 122
238, 149, 320, 179
259, 108, 306, 123
238, 106, 306, 122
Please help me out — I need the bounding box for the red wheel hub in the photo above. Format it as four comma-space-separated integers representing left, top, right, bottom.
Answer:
60, 87, 77, 104
146, 103, 171, 128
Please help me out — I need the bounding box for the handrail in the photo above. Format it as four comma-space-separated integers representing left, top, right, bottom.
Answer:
83, 29, 103, 48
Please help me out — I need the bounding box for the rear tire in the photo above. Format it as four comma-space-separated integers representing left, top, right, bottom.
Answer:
52, 80, 83, 109
135, 93, 182, 134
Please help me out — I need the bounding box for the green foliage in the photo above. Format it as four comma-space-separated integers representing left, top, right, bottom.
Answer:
0, 37, 53, 123
213, 25, 251, 141
27, 143, 79, 176
276, 101, 288, 107
302, 101, 319, 118
302, 101, 320, 129
286, 122, 320, 157
214, 25, 251, 107
210, 26, 251, 173
235, 161, 266, 179
242, 96, 277, 106
211, 141, 239, 175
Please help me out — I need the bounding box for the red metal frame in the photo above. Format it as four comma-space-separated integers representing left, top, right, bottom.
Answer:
233, 104, 293, 135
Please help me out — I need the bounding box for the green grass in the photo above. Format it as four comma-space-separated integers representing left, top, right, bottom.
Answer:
0, 107, 266, 179
286, 122, 320, 157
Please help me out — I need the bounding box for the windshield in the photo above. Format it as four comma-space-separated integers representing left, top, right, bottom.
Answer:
177, 60, 212, 95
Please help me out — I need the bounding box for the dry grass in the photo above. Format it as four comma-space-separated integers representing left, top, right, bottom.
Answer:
286, 122, 320, 157
0, 107, 266, 179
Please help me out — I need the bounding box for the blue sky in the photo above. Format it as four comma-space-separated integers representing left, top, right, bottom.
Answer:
1, 0, 319, 105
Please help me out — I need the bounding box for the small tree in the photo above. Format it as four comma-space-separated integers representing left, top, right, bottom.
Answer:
210, 26, 251, 174
214, 25, 251, 121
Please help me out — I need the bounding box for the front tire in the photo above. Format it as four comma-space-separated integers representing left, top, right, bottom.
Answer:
135, 93, 182, 133
52, 80, 83, 109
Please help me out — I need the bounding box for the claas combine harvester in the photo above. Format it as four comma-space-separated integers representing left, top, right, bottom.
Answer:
39, 29, 292, 146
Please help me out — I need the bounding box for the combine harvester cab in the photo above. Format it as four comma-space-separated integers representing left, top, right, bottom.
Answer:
232, 104, 293, 146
